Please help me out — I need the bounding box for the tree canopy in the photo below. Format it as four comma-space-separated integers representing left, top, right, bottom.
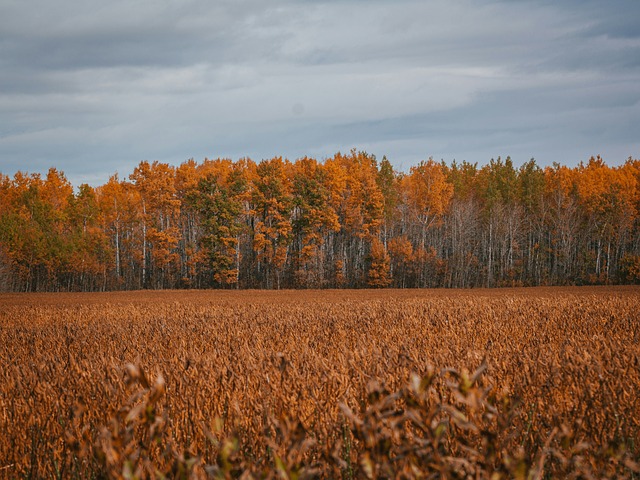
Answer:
1, 152, 639, 291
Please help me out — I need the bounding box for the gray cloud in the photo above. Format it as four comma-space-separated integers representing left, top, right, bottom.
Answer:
0, 0, 639, 186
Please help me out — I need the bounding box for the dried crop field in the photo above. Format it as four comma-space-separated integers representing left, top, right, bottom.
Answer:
1, 287, 639, 478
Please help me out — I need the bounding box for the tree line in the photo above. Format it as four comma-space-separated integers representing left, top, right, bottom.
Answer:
1, 151, 639, 291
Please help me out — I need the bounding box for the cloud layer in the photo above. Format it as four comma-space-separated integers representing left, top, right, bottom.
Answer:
1, 0, 639, 185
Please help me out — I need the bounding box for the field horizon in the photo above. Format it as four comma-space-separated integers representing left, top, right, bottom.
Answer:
3, 284, 639, 306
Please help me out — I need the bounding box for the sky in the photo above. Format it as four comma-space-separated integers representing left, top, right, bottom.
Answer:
1, 0, 639, 187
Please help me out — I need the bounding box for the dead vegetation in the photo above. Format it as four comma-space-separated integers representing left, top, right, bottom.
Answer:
0, 287, 639, 478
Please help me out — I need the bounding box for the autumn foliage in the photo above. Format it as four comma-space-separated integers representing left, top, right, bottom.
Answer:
1, 152, 639, 291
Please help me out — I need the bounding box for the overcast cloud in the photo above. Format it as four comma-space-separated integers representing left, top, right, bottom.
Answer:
1, 0, 639, 185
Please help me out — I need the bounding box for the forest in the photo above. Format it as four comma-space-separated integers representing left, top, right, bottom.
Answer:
1, 151, 639, 291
